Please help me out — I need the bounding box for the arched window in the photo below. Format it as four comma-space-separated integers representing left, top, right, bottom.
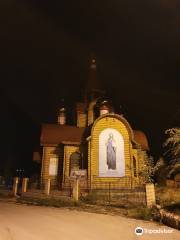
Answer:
133, 157, 137, 177
69, 151, 81, 176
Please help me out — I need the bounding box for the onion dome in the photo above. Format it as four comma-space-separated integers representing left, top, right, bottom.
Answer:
96, 97, 113, 116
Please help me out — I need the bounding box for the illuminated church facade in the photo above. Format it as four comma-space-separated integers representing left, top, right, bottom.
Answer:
40, 58, 149, 189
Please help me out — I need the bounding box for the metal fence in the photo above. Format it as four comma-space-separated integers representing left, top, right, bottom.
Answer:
80, 182, 146, 206
0, 176, 147, 206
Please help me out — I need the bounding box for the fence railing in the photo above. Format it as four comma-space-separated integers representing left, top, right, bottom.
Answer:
1, 177, 156, 208
80, 181, 146, 206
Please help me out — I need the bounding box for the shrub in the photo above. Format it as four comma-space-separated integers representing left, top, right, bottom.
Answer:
80, 191, 99, 204
156, 186, 180, 206
17, 196, 80, 208
127, 207, 153, 220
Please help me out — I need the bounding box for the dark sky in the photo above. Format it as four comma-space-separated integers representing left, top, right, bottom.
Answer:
0, 0, 180, 172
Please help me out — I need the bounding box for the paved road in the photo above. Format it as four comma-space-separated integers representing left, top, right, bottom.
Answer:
0, 201, 179, 240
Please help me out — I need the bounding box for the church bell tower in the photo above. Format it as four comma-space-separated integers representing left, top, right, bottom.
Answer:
86, 56, 105, 125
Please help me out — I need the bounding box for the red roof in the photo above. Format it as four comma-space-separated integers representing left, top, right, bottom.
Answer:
41, 124, 149, 150
41, 124, 85, 145
133, 130, 149, 150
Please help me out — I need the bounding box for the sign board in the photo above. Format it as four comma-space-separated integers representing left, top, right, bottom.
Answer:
70, 170, 87, 178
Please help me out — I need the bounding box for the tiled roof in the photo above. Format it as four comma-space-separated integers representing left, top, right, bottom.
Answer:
133, 130, 149, 150
41, 123, 149, 150
40, 124, 85, 145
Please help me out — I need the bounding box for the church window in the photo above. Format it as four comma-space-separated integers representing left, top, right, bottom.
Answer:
69, 151, 81, 175
49, 157, 58, 176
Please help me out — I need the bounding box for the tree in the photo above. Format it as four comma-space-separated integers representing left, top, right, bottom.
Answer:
153, 157, 169, 185
139, 153, 155, 183
163, 128, 180, 179
163, 128, 180, 165
139, 154, 170, 184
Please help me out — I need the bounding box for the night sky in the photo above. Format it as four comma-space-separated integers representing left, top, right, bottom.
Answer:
0, 0, 180, 175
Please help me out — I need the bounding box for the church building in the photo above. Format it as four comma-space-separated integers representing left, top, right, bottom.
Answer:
40, 58, 149, 190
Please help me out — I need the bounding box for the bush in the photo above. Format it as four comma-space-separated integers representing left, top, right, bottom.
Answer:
17, 196, 80, 208
164, 203, 180, 215
127, 207, 153, 220
156, 186, 180, 207
80, 191, 99, 204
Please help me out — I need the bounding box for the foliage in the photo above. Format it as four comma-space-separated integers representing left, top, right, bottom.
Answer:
163, 128, 180, 165
167, 163, 180, 178
80, 191, 106, 204
153, 157, 170, 185
154, 157, 166, 172
139, 153, 155, 183
155, 186, 180, 207
131, 153, 165, 184
164, 203, 180, 215
17, 196, 80, 207
127, 206, 153, 220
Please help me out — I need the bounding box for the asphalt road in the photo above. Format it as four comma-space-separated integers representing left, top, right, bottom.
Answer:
0, 201, 179, 240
